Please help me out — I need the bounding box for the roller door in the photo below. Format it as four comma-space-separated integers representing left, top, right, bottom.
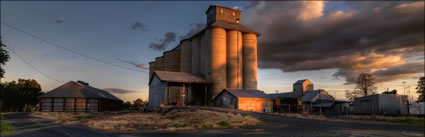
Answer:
53, 98, 64, 112
41, 98, 52, 112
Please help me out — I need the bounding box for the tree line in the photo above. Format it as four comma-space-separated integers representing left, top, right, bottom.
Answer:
123, 98, 148, 110
0, 79, 43, 112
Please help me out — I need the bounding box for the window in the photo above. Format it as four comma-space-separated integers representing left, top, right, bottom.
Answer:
220, 9, 224, 14
232, 12, 235, 16
223, 97, 227, 102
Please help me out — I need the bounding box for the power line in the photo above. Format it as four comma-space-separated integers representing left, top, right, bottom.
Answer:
5, 45, 65, 83
1, 22, 148, 73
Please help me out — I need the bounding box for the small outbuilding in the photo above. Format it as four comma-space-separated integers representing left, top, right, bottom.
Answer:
40, 81, 123, 112
302, 89, 335, 112
149, 71, 210, 109
354, 94, 408, 115
214, 89, 273, 113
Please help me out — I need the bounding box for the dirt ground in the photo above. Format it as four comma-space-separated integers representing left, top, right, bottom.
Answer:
31, 108, 260, 131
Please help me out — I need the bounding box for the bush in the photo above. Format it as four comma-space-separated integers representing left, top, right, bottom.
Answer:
216, 120, 230, 126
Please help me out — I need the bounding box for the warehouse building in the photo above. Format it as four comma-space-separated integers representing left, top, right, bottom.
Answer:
40, 81, 123, 112
149, 5, 261, 108
354, 94, 408, 115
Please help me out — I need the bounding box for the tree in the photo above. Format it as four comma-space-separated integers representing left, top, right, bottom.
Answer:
345, 90, 364, 101
123, 101, 132, 110
0, 79, 42, 112
355, 72, 377, 96
0, 37, 10, 79
416, 77, 425, 102
383, 89, 397, 94
133, 98, 146, 109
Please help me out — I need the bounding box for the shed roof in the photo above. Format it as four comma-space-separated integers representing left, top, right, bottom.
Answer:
302, 90, 334, 102
294, 79, 309, 85
215, 89, 269, 100
150, 71, 210, 84
267, 92, 293, 99
41, 81, 122, 101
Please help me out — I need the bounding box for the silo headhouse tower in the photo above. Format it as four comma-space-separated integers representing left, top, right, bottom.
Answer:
148, 5, 261, 108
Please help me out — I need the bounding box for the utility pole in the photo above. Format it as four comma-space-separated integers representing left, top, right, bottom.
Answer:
402, 81, 406, 95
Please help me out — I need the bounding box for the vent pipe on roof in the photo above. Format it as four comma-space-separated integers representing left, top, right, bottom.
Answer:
77, 80, 89, 86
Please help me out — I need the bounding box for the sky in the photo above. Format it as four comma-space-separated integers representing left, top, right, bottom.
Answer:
1, 1, 424, 102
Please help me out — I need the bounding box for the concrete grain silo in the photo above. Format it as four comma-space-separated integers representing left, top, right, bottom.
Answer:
155, 57, 165, 71
164, 50, 181, 72
149, 61, 156, 80
210, 27, 227, 98
191, 36, 201, 74
242, 33, 258, 89
226, 30, 239, 88
180, 40, 192, 73
237, 31, 243, 89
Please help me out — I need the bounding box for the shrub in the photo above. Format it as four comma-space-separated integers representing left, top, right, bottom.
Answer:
216, 120, 230, 126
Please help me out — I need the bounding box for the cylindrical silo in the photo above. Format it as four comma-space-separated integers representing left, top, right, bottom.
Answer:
191, 36, 201, 74
226, 30, 238, 88
149, 61, 156, 80
242, 33, 258, 90
210, 27, 227, 98
164, 50, 181, 72
180, 40, 192, 73
237, 31, 243, 89
155, 57, 165, 71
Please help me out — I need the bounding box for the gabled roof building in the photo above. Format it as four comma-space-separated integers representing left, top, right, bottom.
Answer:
40, 81, 123, 112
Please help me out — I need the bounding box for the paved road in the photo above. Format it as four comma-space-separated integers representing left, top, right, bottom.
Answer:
3, 110, 424, 137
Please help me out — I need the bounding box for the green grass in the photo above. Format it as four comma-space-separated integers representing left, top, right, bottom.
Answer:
351, 115, 424, 127
74, 114, 95, 120
172, 123, 191, 128
0, 115, 16, 136
216, 120, 230, 127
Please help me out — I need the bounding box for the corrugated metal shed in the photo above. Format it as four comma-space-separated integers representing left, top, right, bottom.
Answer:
150, 71, 210, 84
313, 102, 334, 107
41, 81, 122, 101
302, 90, 334, 102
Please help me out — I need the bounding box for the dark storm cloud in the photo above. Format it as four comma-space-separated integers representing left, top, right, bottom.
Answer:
117, 58, 147, 70
243, 1, 424, 84
131, 22, 147, 31
149, 32, 177, 51
179, 23, 205, 40
56, 19, 64, 23
103, 88, 137, 94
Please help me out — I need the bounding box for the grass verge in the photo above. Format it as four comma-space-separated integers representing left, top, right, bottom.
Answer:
349, 115, 424, 127
0, 115, 16, 136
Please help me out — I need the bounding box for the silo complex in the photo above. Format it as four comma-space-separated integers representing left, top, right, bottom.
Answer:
149, 5, 260, 104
